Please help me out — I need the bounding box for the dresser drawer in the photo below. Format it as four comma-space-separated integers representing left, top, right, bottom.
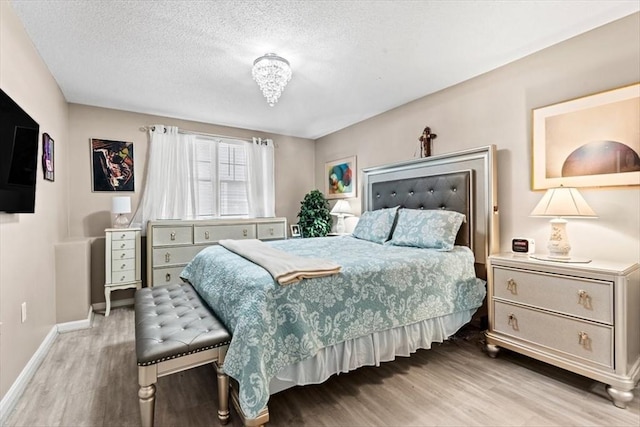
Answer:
111, 239, 136, 251
152, 245, 208, 267
194, 224, 256, 243
152, 266, 187, 285
493, 266, 612, 324
152, 226, 193, 246
257, 222, 286, 240
494, 301, 613, 368
111, 258, 135, 273
110, 230, 137, 241
112, 249, 135, 261
110, 269, 137, 284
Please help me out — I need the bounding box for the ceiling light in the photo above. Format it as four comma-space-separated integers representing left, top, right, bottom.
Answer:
252, 53, 292, 106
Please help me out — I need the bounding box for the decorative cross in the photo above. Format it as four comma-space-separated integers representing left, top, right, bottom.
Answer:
419, 126, 437, 157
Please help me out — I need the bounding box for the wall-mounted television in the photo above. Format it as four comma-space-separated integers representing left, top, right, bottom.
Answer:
0, 88, 40, 213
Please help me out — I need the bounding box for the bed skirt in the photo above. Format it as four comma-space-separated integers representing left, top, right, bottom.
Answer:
269, 308, 476, 394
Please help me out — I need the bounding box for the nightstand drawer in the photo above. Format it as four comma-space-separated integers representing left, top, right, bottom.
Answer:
494, 301, 613, 368
152, 245, 208, 266
194, 224, 256, 243
111, 258, 135, 273
152, 266, 186, 285
257, 222, 286, 240
152, 226, 193, 246
493, 266, 612, 324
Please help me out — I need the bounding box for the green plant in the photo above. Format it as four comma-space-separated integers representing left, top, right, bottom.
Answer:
297, 189, 332, 237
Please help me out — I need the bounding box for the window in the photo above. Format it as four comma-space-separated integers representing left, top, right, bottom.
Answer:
194, 136, 249, 217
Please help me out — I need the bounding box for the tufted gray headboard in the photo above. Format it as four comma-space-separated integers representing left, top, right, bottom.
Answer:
362, 145, 499, 273
370, 170, 472, 248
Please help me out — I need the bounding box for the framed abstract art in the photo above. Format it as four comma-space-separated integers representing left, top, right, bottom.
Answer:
532, 83, 639, 189
325, 156, 356, 199
91, 138, 135, 192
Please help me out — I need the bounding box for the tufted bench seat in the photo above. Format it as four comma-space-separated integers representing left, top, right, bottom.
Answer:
135, 283, 231, 427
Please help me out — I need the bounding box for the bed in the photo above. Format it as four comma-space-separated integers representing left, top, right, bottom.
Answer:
181, 145, 499, 426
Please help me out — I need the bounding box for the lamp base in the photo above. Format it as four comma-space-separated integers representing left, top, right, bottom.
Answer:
335, 216, 346, 234
113, 214, 130, 229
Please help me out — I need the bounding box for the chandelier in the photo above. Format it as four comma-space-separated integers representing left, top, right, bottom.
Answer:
252, 53, 292, 106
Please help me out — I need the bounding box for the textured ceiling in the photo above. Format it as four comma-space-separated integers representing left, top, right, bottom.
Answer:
9, 1, 640, 139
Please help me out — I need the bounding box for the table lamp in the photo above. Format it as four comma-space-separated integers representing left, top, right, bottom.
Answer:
530, 185, 597, 262
331, 200, 353, 234
112, 196, 132, 228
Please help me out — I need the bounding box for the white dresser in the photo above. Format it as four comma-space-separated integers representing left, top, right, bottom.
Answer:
147, 218, 287, 287
485, 254, 640, 408
104, 227, 142, 316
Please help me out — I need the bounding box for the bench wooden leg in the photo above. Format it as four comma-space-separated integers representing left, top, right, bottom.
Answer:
215, 362, 230, 424
138, 365, 158, 427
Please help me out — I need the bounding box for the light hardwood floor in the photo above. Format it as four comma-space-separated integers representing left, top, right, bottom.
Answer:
5, 307, 639, 427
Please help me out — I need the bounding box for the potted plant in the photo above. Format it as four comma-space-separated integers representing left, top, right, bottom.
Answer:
297, 190, 332, 237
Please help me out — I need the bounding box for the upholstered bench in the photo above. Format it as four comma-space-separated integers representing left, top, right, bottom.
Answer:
135, 283, 231, 427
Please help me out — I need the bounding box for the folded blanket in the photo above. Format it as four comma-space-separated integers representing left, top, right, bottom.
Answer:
218, 239, 341, 285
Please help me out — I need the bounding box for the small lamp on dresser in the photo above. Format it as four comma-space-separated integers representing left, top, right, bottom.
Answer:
112, 196, 132, 228
331, 200, 353, 234
530, 185, 597, 262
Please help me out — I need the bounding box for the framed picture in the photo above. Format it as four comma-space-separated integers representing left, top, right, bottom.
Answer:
532, 83, 640, 189
290, 224, 301, 238
325, 156, 356, 199
42, 133, 54, 182
91, 138, 135, 192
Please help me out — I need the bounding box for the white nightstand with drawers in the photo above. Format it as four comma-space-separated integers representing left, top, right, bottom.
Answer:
485, 254, 640, 408
104, 227, 142, 316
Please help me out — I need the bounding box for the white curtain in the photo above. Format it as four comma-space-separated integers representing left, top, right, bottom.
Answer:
131, 125, 197, 230
247, 137, 275, 217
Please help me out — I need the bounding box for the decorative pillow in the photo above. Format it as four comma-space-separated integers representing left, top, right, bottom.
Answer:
388, 208, 465, 251
351, 206, 399, 244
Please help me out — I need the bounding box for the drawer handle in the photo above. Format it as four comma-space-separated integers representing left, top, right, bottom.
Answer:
120, 264, 126, 270
120, 243, 126, 249
205, 231, 210, 240
120, 233, 126, 239
165, 253, 171, 263
578, 331, 591, 350
577, 290, 592, 309
165, 273, 171, 282
269, 227, 274, 235
506, 278, 517, 294
243, 229, 248, 237
507, 313, 519, 331
170, 232, 176, 241
119, 275, 126, 282
120, 253, 126, 259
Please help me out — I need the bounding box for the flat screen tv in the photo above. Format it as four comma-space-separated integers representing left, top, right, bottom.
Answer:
0, 88, 40, 213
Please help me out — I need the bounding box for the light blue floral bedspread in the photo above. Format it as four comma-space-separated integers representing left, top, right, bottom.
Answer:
180, 236, 485, 419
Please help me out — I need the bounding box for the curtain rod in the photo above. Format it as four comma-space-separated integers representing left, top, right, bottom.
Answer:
139, 125, 257, 144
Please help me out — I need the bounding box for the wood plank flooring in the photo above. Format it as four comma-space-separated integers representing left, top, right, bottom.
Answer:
5, 307, 639, 426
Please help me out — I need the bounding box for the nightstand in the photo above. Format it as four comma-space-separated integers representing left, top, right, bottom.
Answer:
104, 227, 142, 316
485, 254, 640, 408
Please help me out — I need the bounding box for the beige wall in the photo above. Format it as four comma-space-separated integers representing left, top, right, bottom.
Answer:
0, 1, 70, 397
67, 104, 315, 303
316, 13, 640, 263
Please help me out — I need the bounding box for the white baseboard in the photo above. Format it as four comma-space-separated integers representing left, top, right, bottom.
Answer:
57, 306, 94, 333
0, 325, 57, 424
92, 297, 134, 313
0, 306, 96, 423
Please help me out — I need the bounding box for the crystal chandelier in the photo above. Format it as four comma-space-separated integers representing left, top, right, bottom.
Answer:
252, 53, 292, 106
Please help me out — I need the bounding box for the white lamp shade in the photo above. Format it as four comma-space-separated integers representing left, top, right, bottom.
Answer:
331, 200, 353, 216
530, 186, 597, 218
111, 196, 132, 214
